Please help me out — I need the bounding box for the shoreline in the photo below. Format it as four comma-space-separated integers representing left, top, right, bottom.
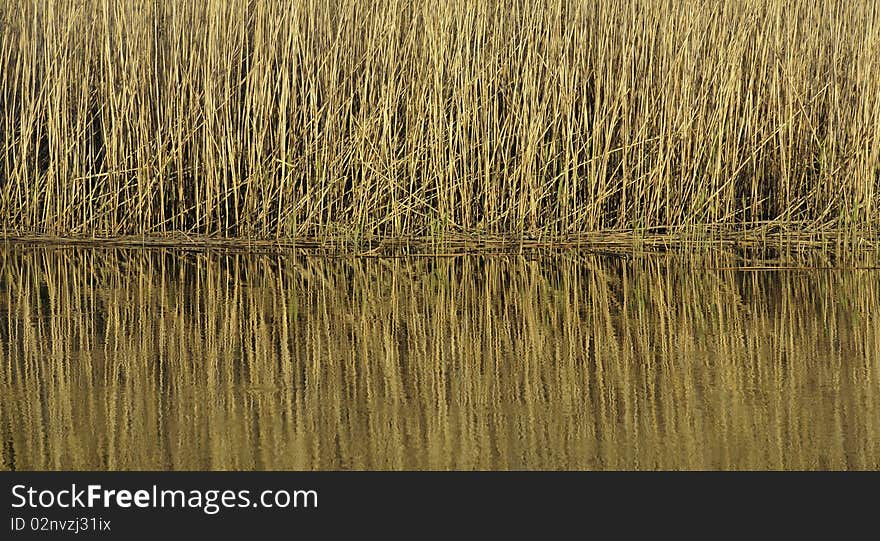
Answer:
2, 227, 878, 257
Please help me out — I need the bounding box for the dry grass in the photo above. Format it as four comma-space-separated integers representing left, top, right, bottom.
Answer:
2, 247, 879, 469
1, 0, 879, 242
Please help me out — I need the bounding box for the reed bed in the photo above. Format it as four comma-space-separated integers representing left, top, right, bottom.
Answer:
1, 0, 879, 242
2, 247, 879, 469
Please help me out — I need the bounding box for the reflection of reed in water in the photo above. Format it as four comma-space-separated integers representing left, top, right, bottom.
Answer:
1, 247, 878, 470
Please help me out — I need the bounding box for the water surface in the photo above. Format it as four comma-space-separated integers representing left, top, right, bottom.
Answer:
1, 246, 878, 469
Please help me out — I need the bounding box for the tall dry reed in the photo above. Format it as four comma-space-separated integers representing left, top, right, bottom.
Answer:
1, 0, 879, 240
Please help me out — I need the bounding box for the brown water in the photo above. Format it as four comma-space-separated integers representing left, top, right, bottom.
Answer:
1, 246, 879, 470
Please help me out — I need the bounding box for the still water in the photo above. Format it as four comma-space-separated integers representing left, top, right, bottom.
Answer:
1, 246, 878, 470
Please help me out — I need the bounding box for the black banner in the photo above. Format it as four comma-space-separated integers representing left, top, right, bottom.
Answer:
2, 472, 877, 538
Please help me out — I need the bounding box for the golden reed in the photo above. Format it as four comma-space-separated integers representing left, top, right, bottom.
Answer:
1, 0, 879, 240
